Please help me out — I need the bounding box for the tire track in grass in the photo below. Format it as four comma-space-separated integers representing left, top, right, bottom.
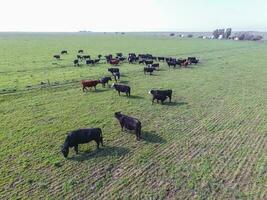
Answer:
98, 102, 242, 198
209, 112, 263, 198
102, 96, 243, 197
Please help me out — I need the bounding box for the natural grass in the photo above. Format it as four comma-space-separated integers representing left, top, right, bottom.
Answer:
0, 34, 266, 199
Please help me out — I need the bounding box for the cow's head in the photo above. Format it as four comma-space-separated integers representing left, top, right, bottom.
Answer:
61, 145, 69, 158
149, 90, 154, 95
114, 111, 122, 119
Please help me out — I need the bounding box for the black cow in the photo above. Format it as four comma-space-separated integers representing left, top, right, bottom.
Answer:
149, 89, 172, 104
108, 68, 119, 74
94, 59, 100, 64
54, 55, 60, 59
98, 55, 102, 59
77, 55, 83, 60
112, 83, 130, 96
112, 72, 120, 82
114, 112, 141, 141
139, 60, 145, 64
73, 59, 79, 66
158, 57, 165, 62
151, 63, 159, 70
144, 67, 154, 75
100, 76, 112, 87
105, 55, 113, 62
61, 128, 103, 158
61, 50, 68, 54
188, 57, 199, 64
145, 60, 153, 65
167, 60, 176, 68
116, 53, 123, 57
78, 50, 84, 54
86, 60, 95, 65
83, 55, 91, 60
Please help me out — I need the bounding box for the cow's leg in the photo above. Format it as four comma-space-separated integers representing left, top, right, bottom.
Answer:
74, 145, 79, 154
94, 86, 96, 91
120, 122, 124, 131
169, 95, 172, 103
152, 97, 155, 105
100, 137, 104, 146
96, 140, 100, 149
118, 91, 120, 96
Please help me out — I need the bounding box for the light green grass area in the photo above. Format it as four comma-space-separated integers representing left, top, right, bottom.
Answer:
0, 34, 266, 199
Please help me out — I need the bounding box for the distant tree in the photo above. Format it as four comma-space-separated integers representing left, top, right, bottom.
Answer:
234, 32, 263, 41
252, 35, 263, 41
225, 28, 232, 39
170, 33, 175, 36
187, 34, 193, 38
213, 29, 220, 39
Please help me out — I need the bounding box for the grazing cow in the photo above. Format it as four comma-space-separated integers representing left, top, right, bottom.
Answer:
61, 50, 68, 54
110, 59, 119, 66
112, 72, 120, 82
108, 67, 120, 74
139, 59, 145, 64
149, 89, 172, 104
167, 60, 176, 68
144, 67, 154, 75
116, 53, 123, 57
114, 112, 141, 141
86, 60, 95, 65
151, 63, 159, 70
188, 57, 199, 64
81, 80, 100, 92
98, 55, 102, 59
83, 55, 91, 60
54, 55, 60, 59
112, 83, 130, 96
158, 57, 165, 62
100, 76, 112, 87
61, 128, 103, 158
117, 56, 126, 62
78, 50, 84, 54
105, 55, 113, 62
145, 60, 153, 65
77, 55, 83, 60
73, 59, 79, 66
128, 54, 138, 63
94, 59, 100, 64
182, 60, 189, 67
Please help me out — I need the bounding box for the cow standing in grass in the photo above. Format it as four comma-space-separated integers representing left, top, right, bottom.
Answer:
81, 80, 100, 92
100, 76, 112, 87
114, 112, 142, 141
149, 89, 172, 104
112, 83, 130, 96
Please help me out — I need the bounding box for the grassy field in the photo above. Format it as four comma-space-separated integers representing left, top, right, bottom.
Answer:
0, 33, 266, 199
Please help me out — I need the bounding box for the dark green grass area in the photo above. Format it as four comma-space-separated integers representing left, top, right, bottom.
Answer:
0, 34, 266, 199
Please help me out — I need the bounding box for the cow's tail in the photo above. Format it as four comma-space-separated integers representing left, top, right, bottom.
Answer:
137, 122, 142, 140
98, 128, 104, 146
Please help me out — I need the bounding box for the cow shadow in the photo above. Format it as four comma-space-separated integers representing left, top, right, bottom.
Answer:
69, 146, 130, 162
119, 80, 129, 84
128, 95, 144, 99
163, 101, 188, 106
142, 131, 166, 144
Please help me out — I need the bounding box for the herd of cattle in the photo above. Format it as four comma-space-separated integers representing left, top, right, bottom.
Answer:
56, 49, 200, 158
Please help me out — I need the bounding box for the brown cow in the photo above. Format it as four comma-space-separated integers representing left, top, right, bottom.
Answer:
82, 80, 100, 92
110, 59, 119, 65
